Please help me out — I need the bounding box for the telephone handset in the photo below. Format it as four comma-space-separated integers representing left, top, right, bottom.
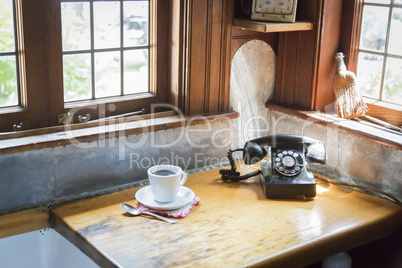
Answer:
220, 134, 327, 199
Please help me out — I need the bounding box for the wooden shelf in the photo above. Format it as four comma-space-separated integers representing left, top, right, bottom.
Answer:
233, 19, 313, 33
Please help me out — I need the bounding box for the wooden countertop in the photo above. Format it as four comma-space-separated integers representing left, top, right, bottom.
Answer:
52, 165, 402, 268
0, 207, 49, 239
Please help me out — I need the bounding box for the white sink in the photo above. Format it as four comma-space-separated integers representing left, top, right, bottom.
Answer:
0, 228, 99, 268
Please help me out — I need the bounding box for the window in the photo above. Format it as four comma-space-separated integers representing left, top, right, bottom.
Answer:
61, 0, 149, 102
0, 0, 170, 132
0, 0, 19, 108
356, 0, 402, 107
339, 0, 402, 127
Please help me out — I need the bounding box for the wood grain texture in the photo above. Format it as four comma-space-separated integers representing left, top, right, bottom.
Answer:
181, 0, 233, 115
0, 207, 49, 239
0, 0, 50, 132
155, 0, 170, 105
169, 0, 183, 108
187, 0, 208, 114
313, 0, 343, 110
233, 19, 313, 33
276, 32, 298, 105
45, 0, 64, 127
52, 165, 402, 267
207, 0, 223, 113
338, 0, 363, 73
275, 0, 320, 110
219, 0, 234, 113
275, 0, 344, 111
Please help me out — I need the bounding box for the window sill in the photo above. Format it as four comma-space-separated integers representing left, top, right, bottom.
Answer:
0, 111, 239, 156
266, 103, 402, 150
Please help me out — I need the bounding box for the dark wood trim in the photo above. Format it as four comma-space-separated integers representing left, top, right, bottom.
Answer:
180, 0, 233, 115
266, 102, 401, 151
20, 0, 49, 130
219, 0, 234, 113
188, 0, 208, 114
313, 0, 343, 110
45, 0, 64, 127
0, 0, 49, 132
181, 0, 191, 115
155, 0, 170, 104
338, 0, 363, 73
168, 0, 183, 108
204, 0, 213, 113
275, 0, 343, 111
275, 0, 321, 110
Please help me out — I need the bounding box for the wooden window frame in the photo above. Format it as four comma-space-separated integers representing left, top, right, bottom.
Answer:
0, 0, 172, 132
0, 0, 234, 135
339, 0, 402, 127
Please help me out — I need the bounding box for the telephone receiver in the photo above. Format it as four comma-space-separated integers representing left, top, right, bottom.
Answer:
243, 135, 327, 165
220, 134, 327, 199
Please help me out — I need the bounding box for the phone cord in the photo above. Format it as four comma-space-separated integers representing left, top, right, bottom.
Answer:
220, 149, 262, 182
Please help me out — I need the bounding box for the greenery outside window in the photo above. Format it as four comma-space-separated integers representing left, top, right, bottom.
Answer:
0, 0, 170, 132
356, 0, 402, 107
61, 0, 150, 102
341, 0, 402, 127
0, 0, 19, 108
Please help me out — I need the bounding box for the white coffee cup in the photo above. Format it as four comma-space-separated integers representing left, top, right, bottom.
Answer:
147, 165, 187, 203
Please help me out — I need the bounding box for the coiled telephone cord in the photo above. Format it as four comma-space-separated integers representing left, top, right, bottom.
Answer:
220, 149, 262, 182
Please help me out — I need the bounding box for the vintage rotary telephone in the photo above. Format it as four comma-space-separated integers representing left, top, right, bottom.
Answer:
220, 134, 327, 199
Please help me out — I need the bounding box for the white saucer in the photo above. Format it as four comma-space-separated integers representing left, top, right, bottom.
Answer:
135, 186, 195, 210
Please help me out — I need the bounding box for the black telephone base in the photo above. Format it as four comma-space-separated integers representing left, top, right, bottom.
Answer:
260, 173, 316, 199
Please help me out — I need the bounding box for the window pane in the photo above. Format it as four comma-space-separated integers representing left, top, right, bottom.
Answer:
383, 57, 402, 104
124, 1, 149, 47
94, 2, 120, 49
124, 49, 148, 94
388, 8, 402, 56
0, 0, 15, 52
95, 51, 120, 98
356, 53, 383, 99
63, 54, 91, 102
360, 6, 389, 52
394, 0, 402, 4
61, 2, 91, 51
364, 0, 390, 4
0, 56, 18, 107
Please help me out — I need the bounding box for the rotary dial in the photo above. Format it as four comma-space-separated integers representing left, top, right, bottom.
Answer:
274, 149, 304, 177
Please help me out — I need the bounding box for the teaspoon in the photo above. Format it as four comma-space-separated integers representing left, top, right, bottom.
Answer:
120, 203, 178, 224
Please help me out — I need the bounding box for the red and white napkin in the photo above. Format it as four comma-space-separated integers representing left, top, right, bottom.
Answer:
138, 197, 200, 218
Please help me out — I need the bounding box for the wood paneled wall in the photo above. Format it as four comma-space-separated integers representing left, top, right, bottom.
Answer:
275, 0, 343, 111
179, 0, 234, 115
